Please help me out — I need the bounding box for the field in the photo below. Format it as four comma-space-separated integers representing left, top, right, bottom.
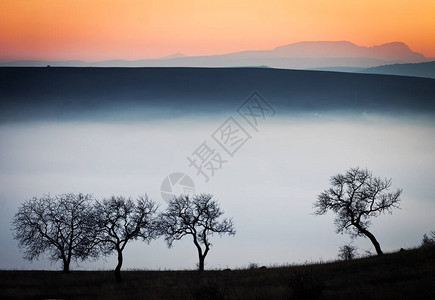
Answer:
1, 246, 433, 299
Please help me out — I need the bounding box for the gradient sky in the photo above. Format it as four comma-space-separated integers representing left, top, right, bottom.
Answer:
1, 0, 434, 61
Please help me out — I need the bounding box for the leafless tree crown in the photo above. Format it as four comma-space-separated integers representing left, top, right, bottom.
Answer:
314, 167, 402, 255
11, 193, 98, 271
160, 193, 235, 271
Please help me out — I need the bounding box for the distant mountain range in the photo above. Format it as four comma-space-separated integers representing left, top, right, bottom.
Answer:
1, 41, 428, 66
1, 41, 434, 78
159, 52, 186, 59
220, 41, 426, 61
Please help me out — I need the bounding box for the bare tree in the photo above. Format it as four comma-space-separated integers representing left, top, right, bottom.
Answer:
314, 167, 402, 255
11, 193, 98, 272
338, 243, 358, 260
160, 194, 235, 271
94, 195, 159, 282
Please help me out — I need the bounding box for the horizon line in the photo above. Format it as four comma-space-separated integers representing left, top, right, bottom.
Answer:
1, 40, 432, 64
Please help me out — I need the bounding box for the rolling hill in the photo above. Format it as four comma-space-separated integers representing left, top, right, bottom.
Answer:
0, 246, 433, 299
361, 61, 435, 79
1, 67, 434, 123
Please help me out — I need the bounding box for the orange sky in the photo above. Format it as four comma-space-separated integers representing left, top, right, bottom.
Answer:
1, 0, 434, 61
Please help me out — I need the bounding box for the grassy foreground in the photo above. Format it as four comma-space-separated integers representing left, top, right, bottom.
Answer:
1, 246, 434, 300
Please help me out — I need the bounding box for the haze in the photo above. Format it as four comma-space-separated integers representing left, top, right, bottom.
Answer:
1, 111, 434, 270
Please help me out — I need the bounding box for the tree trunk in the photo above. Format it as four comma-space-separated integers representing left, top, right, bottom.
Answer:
193, 238, 205, 271
114, 249, 123, 282
62, 253, 70, 273
358, 226, 383, 255
198, 255, 205, 272
63, 260, 70, 273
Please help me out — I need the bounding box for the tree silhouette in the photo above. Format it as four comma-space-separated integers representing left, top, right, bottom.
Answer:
11, 193, 98, 272
338, 243, 358, 260
160, 194, 235, 271
314, 167, 402, 255
94, 195, 159, 282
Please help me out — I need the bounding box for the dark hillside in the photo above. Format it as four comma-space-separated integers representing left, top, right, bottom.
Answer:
1, 67, 434, 122
0, 246, 433, 299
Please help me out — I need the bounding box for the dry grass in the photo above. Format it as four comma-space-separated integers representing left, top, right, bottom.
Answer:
1, 246, 434, 299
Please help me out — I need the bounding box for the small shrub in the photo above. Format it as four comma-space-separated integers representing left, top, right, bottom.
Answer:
363, 249, 374, 257
422, 231, 435, 247
338, 243, 358, 260
248, 262, 259, 270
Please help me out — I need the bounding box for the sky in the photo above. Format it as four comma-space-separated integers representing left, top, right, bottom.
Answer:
1, 0, 435, 61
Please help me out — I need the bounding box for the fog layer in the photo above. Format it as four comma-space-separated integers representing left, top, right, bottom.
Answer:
1, 113, 434, 270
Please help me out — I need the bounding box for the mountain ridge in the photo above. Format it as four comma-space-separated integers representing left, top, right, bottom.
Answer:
1, 41, 427, 69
